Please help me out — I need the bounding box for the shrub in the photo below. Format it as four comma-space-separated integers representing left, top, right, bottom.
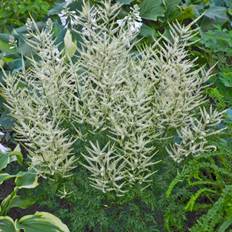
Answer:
2, 1, 223, 196
0, 0, 55, 32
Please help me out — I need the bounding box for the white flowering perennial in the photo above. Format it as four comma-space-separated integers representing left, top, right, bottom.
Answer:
3, 1, 223, 195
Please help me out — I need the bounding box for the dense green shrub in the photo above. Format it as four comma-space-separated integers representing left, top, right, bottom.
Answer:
0, 0, 231, 231
0, 0, 55, 32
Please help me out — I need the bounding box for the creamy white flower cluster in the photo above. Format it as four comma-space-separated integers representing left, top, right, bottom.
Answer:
3, 1, 223, 195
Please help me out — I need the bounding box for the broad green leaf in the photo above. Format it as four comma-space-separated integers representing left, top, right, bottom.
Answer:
1, 191, 17, 215
205, 6, 229, 24
0, 217, 17, 232
64, 29, 77, 58
0, 153, 10, 171
140, 0, 165, 21
0, 173, 14, 185
16, 212, 70, 232
140, 24, 157, 38
165, 0, 182, 16
176, 5, 196, 22
8, 195, 35, 210
15, 171, 39, 189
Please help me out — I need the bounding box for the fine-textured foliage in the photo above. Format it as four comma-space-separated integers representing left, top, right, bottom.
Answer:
2, 1, 223, 195
165, 141, 232, 231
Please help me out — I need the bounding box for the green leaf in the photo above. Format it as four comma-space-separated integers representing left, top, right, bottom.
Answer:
220, 70, 232, 88
140, 0, 165, 21
165, 0, 182, 16
0, 153, 10, 171
0, 173, 14, 185
8, 195, 35, 210
16, 212, 70, 232
0, 217, 17, 232
15, 171, 39, 189
140, 24, 157, 38
205, 6, 229, 24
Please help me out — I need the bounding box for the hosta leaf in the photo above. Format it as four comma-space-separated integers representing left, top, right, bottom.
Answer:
219, 70, 232, 87
0, 217, 17, 232
9, 195, 35, 210
0, 153, 10, 171
140, 0, 165, 21
16, 212, 70, 232
15, 171, 38, 189
140, 24, 157, 38
166, 0, 182, 16
205, 6, 229, 24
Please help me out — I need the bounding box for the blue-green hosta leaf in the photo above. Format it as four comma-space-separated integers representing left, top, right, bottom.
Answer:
16, 212, 70, 232
140, 0, 165, 21
205, 6, 229, 24
0, 217, 17, 232
15, 171, 39, 189
140, 24, 157, 38
165, 0, 182, 16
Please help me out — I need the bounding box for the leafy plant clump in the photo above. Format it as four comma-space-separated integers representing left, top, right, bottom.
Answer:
2, 1, 223, 197
165, 140, 232, 232
0, 0, 56, 32
0, 143, 70, 231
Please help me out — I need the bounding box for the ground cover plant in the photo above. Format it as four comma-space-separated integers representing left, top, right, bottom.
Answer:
0, 0, 232, 231
0, 138, 70, 231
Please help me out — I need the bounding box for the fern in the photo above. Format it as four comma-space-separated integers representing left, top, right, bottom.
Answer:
166, 144, 232, 231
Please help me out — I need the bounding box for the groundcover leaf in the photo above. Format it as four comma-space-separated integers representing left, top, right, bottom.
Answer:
0, 216, 17, 232
16, 212, 70, 232
205, 6, 228, 24
0, 153, 10, 171
140, 0, 165, 21
15, 171, 39, 189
